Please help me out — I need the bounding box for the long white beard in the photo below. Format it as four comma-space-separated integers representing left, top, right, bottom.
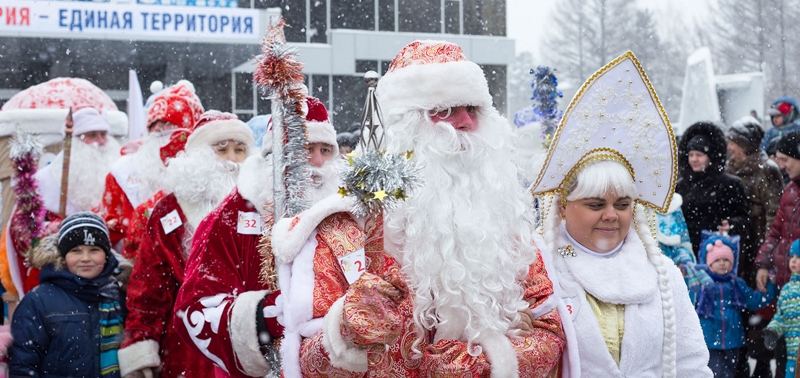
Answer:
163, 147, 240, 227
384, 109, 537, 352
307, 159, 342, 205
51, 137, 122, 212
134, 131, 173, 202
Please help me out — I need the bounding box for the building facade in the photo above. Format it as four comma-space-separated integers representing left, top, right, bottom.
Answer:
1, 0, 512, 131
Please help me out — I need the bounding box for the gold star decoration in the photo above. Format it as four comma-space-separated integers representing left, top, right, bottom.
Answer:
346, 151, 357, 166
337, 187, 348, 198
392, 188, 407, 201
405, 150, 414, 159
373, 190, 388, 201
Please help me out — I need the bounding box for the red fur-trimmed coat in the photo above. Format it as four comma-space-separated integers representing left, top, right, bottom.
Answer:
119, 193, 214, 377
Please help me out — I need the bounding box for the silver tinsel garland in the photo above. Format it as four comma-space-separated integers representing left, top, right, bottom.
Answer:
281, 103, 312, 216
340, 150, 422, 218
10, 127, 43, 161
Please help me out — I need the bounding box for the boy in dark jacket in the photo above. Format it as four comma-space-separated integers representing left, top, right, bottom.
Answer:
8, 212, 123, 377
696, 235, 777, 378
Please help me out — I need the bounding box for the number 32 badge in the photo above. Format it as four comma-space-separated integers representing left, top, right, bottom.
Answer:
237, 212, 262, 235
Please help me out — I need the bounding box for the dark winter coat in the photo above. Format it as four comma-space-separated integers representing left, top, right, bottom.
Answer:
755, 176, 800, 287
725, 152, 785, 285
676, 122, 751, 254
9, 254, 121, 378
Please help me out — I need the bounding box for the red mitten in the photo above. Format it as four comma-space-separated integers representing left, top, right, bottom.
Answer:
341, 270, 408, 347
261, 290, 284, 339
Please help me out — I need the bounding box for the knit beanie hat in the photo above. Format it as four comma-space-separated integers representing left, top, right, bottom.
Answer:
777, 130, 800, 160
791, 239, 800, 258
705, 239, 735, 265
727, 116, 765, 154
61, 107, 110, 138
57, 212, 111, 258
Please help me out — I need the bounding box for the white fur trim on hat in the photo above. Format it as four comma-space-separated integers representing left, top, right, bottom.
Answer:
306, 120, 337, 149
185, 119, 255, 152
0, 108, 127, 146
61, 107, 109, 137
377, 60, 493, 111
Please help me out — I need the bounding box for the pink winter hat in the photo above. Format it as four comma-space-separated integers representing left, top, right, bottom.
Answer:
706, 240, 734, 265
60, 107, 109, 137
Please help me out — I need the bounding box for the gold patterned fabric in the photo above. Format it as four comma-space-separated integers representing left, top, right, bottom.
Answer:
586, 293, 625, 366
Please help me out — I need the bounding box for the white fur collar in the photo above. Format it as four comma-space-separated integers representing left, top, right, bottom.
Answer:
238, 154, 273, 214
555, 223, 658, 304
657, 233, 682, 246
271, 193, 357, 266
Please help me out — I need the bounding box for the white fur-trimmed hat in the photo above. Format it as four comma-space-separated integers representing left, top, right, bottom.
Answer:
376, 40, 493, 111
61, 107, 110, 137
261, 96, 337, 156
185, 110, 255, 152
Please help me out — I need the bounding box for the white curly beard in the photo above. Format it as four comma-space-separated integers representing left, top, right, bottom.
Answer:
163, 146, 241, 228
134, 131, 173, 203
50, 137, 122, 212
384, 109, 537, 352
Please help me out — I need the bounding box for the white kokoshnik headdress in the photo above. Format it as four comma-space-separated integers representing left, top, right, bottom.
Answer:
529, 51, 678, 213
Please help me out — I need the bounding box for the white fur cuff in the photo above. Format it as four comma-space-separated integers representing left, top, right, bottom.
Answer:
321, 296, 368, 372
118, 339, 161, 376
231, 290, 272, 377
478, 331, 519, 378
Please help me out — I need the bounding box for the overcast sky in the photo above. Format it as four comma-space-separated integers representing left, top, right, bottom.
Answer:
507, 0, 716, 59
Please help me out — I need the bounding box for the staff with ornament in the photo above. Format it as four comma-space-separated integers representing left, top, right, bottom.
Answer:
531, 51, 712, 377
172, 19, 350, 377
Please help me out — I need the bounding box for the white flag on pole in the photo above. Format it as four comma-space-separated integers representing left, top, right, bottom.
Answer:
128, 70, 146, 141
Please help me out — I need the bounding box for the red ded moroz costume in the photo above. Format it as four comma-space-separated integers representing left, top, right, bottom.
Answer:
119, 111, 255, 378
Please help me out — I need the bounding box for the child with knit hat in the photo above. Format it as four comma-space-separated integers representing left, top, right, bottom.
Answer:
695, 235, 777, 378
8, 212, 124, 378
765, 239, 800, 377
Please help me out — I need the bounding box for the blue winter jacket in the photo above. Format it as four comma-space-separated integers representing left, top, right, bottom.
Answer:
697, 272, 777, 350
8, 255, 121, 378
762, 96, 800, 151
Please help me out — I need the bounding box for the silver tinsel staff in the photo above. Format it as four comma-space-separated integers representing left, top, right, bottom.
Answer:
253, 18, 311, 219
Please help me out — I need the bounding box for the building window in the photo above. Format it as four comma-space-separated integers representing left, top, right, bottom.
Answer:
398, 0, 439, 33
378, 0, 395, 31
255, 0, 306, 42
331, 0, 374, 31
356, 60, 379, 74
310, 0, 328, 43
480, 64, 507, 115
309, 74, 330, 106
332, 75, 368, 132
463, 0, 505, 36
444, 0, 460, 34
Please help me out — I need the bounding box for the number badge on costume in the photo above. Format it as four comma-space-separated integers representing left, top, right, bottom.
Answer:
160, 209, 183, 234
237, 211, 262, 235
337, 248, 366, 284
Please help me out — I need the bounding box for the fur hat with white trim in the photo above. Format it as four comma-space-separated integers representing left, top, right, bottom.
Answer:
184, 110, 255, 153
376, 40, 493, 112
261, 96, 337, 156
61, 107, 110, 138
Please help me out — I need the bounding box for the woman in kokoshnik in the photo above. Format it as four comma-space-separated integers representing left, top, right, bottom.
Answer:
530, 51, 712, 378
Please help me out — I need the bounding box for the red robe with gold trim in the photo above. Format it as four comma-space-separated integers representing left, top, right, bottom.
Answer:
119, 193, 214, 378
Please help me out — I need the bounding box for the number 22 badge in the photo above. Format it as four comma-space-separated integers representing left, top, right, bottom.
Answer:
337, 248, 366, 284
160, 209, 182, 234
237, 211, 262, 235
